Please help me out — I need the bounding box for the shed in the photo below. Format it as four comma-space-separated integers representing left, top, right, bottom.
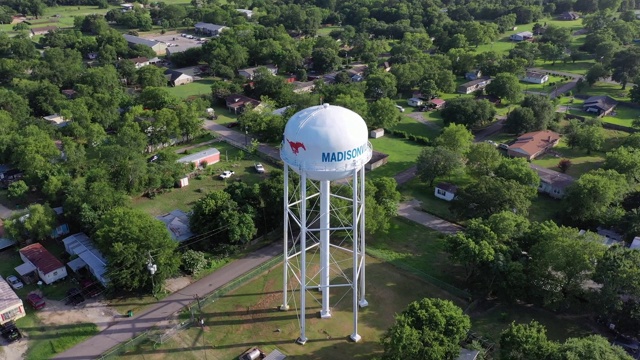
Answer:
0, 277, 25, 325
62, 233, 108, 287
19, 243, 67, 285
178, 148, 220, 168
407, 98, 424, 107
14, 262, 37, 284
369, 128, 384, 139
365, 151, 389, 171
263, 350, 287, 360
435, 182, 458, 201
177, 177, 189, 188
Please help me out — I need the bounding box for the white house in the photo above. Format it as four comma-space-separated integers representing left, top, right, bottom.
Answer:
43, 114, 70, 127
510, 31, 533, 41
236, 9, 253, 18
130, 56, 150, 69
0, 277, 25, 325
521, 71, 549, 84
62, 233, 109, 287
434, 182, 458, 201
19, 243, 67, 285
407, 97, 424, 107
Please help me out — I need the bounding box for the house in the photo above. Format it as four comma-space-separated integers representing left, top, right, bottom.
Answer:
346, 65, 367, 78
164, 69, 193, 86
225, 94, 261, 114
510, 31, 533, 41
429, 98, 446, 110
596, 227, 624, 247
0, 277, 24, 325
87, 52, 98, 60
507, 130, 561, 160
120, 3, 137, 11
407, 97, 424, 107
156, 210, 193, 243
292, 81, 315, 94
530, 164, 573, 199
465, 69, 482, 81
457, 349, 480, 360
43, 114, 70, 127
19, 243, 67, 285
30, 26, 58, 37
272, 106, 291, 116
458, 77, 492, 94
380, 61, 391, 72
521, 71, 549, 84
178, 147, 220, 168
560, 11, 580, 20
583, 95, 618, 116
123, 34, 167, 55
365, 151, 389, 171
236, 9, 253, 18
62, 233, 108, 287
434, 182, 458, 201
61, 89, 77, 99
630, 236, 640, 250
194, 22, 227, 36
0, 220, 16, 251
130, 56, 149, 69
238, 65, 278, 80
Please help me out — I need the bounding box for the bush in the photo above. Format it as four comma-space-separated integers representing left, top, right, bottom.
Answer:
558, 159, 572, 173
7, 180, 28, 199
384, 128, 431, 145
182, 250, 208, 275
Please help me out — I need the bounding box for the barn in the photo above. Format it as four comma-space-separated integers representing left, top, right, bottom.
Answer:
177, 148, 220, 168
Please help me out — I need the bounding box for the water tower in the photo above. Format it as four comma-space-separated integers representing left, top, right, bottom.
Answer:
280, 104, 372, 344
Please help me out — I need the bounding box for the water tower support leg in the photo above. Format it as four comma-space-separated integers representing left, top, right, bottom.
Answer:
320, 180, 332, 318
358, 167, 368, 308
297, 171, 308, 345
350, 168, 361, 343
280, 165, 290, 311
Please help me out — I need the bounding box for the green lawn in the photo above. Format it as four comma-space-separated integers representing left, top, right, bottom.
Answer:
604, 105, 640, 127
522, 75, 568, 94
578, 81, 629, 101
317, 25, 341, 36
392, 113, 442, 139
165, 79, 216, 99
533, 60, 594, 75
400, 175, 473, 224
132, 142, 276, 216
368, 136, 425, 178
0, 5, 114, 32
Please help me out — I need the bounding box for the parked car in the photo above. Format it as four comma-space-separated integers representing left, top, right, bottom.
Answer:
395, 105, 405, 112
227, 122, 240, 128
0, 322, 22, 343
27, 293, 46, 310
147, 155, 159, 163
484, 140, 498, 147
219, 171, 235, 179
6, 275, 23, 290
66, 288, 85, 306
498, 143, 510, 150
80, 279, 102, 298
255, 163, 265, 173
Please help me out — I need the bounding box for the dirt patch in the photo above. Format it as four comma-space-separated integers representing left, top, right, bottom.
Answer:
36, 298, 119, 331
0, 337, 28, 360
164, 276, 193, 293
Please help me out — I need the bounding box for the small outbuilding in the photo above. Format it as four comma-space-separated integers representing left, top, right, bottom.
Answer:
510, 31, 533, 41
369, 128, 384, 139
19, 243, 67, 285
178, 148, 220, 168
407, 97, 424, 107
429, 98, 446, 110
434, 182, 458, 201
365, 151, 389, 171
0, 277, 25, 325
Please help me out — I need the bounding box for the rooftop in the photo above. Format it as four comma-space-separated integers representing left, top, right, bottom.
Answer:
156, 210, 193, 243
583, 95, 618, 111
436, 182, 458, 194
460, 77, 491, 88
20, 243, 64, 274
508, 130, 561, 157
31, 25, 58, 33
123, 34, 161, 48
529, 164, 574, 189
525, 71, 547, 79
0, 277, 22, 311
164, 69, 190, 82
62, 233, 108, 286
178, 148, 220, 164
194, 22, 227, 32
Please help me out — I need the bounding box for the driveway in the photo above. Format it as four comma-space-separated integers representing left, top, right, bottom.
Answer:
53, 243, 281, 360
397, 199, 462, 234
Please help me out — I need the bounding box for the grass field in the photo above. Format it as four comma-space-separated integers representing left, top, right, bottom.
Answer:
132, 141, 277, 216
522, 75, 568, 94
368, 136, 425, 178
578, 81, 629, 101
0, 5, 113, 33
166, 80, 216, 99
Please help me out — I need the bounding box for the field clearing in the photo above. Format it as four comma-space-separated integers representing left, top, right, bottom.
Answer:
533, 60, 593, 75
166, 80, 215, 99
0, 5, 113, 32
578, 81, 629, 101
368, 136, 425, 178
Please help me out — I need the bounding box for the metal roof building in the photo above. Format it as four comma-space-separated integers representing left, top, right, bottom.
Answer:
62, 233, 109, 287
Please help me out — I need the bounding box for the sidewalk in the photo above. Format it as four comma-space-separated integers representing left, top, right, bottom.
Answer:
53, 243, 282, 360
397, 199, 462, 234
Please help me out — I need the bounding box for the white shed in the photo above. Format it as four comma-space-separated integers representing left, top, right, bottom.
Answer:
369, 128, 384, 139
434, 182, 458, 202
407, 98, 424, 107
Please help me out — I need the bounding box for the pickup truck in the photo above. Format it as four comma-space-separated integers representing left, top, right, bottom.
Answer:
219, 171, 235, 179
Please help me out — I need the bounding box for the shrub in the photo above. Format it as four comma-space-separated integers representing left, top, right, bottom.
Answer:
182, 250, 208, 275
558, 158, 572, 173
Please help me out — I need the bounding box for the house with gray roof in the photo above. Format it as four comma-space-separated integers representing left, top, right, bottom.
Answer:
63, 233, 108, 287
123, 34, 167, 55
194, 22, 227, 36
583, 95, 618, 116
530, 164, 574, 199
164, 69, 193, 86
156, 210, 193, 243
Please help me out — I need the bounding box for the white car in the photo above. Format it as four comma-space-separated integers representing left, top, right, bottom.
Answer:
395, 105, 405, 112
484, 140, 498, 147
219, 170, 235, 179
255, 163, 265, 173
6, 275, 23, 290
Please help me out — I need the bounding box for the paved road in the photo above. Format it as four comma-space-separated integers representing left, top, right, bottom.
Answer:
398, 199, 462, 234
202, 120, 281, 161
53, 243, 281, 360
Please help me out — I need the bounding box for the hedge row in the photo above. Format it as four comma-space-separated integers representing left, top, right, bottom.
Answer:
385, 128, 432, 146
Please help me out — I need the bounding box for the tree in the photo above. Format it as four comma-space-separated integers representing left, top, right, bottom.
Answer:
365, 71, 397, 100
564, 169, 630, 224
586, 63, 611, 86
495, 158, 541, 187
435, 123, 474, 155
366, 98, 401, 129
486, 73, 523, 103
94, 207, 180, 294
558, 335, 633, 359
539, 43, 563, 65
466, 143, 502, 177
505, 107, 538, 135
558, 159, 572, 173
189, 190, 257, 251
312, 47, 340, 74
441, 98, 496, 128
451, 176, 537, 219
381, 298, 471, 360
416, 147, 465, 186
5, 204, 57, 242
181, 250, 208, 276
610, 47, 640, 89
604, 146, 640, 182
136, 65, 167, 88
7, 180, 28, 199
500, 321, 557, 360
445, 222, 497, 282
520, 95, 556, 131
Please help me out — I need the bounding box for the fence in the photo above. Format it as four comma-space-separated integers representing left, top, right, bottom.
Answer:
98, 253, 284, 359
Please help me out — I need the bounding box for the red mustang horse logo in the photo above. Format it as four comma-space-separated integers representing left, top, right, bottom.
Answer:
287, 138, 306, 155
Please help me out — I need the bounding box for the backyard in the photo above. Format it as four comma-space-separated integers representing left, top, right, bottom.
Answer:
367, 136, 425, 179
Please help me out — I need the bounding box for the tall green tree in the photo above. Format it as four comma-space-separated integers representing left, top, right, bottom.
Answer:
435, 123, 474, 155
5, 204, 57, 242
500, 321, 557, 360
366, 98, 401, 129
451, 176, 537, 219
466, 143, 502, 177
416, 146, 465, 186
94, 207, 180, 294
381, 298, 471, 360
486, 73, 523, 103
564, 169, 630, 225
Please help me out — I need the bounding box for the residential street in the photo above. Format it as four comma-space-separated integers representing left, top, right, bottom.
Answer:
53, 243, 281, 360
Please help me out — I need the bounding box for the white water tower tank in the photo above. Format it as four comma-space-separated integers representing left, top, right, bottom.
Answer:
281, 104, 372, 181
